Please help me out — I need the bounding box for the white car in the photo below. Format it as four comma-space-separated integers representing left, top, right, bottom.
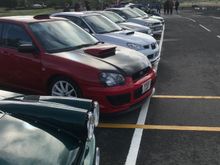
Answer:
52, 12, 160, 64
89, 11, 153, 35
105, 8, 163, 35
32, 4, 43, 9
128, 7, 165, 24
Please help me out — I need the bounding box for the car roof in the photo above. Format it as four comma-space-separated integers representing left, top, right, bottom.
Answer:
53, 11, 100, 17
106, 7, 127, 10
0, 15, 65, 24
90, 10, 115, 14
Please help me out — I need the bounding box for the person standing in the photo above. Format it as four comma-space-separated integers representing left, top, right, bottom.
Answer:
84, 0, 90, 11
168, 0, 174, 14
164, 0, 168, 14
156, 2, 161, 14
63, 3, 70, 12
175, 0, 180, 14
74, 2, 80, 11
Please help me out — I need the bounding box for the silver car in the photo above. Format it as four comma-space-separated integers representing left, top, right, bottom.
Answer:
105, 8, 163, 35
89, 11, 153, 35
128, 7, 165, 24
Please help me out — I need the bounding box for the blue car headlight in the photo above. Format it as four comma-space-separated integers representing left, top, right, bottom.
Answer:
145, 22, 152, 27
148, 29, 152, 35
127, 43, 143, 50
100, 72, 125, 87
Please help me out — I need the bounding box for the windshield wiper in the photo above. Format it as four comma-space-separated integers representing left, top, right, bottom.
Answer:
73, 43, 96, 49
94, 41, 104, 45
115, 21, 124, 23
47, 44, 96, 53
107, 29, 120, 33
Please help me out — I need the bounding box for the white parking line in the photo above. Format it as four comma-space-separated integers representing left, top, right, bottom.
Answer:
124, 98, 150, 165
217, 35, 220, 39
210, 16, 220, 20
182, 17, 196, 22
199, 24, 211, 32
158, 26, 165, 57
125, 26, 165, 165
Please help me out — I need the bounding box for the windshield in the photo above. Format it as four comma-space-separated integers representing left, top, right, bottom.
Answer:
29, 20, 98, 53
84, 15, 122, 34
121, 8, 141, 18
102, 12, 126, 23
132, 7, 148, 17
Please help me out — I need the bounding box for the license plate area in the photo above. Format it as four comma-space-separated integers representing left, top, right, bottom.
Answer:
142, 80, 151, 94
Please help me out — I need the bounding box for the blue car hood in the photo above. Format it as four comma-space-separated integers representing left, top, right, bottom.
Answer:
95, 30, 155, 45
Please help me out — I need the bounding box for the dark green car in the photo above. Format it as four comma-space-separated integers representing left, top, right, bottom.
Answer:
0, 92, 100, 165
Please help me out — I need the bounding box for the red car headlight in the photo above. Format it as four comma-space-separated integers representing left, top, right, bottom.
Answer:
99, 72, 125, 87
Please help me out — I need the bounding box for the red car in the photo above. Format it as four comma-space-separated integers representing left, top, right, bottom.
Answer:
0, 15, 156, 113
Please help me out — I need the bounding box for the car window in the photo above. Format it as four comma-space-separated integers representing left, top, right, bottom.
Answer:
67, 16, 92, 33
133, 7, 147, 17
103, 12, 126, 23
83, 15, 122, 34
2, 23, 32, 49
29, 20, 98, 53
113, 10, 128, 19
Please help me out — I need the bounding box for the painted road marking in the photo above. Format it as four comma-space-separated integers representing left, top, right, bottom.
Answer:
199, 24, 211, 32
163, 38, 179, 42
217, 35, 220, 39
153, 25, 165, 71
182, 17, 196, 22
125, 98, 150, 165
152, 95, 220, 100
125, 26, 165, 165
99, 124, 220, 132
210, 16, 220, 20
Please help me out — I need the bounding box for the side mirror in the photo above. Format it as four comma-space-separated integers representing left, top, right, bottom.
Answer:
18, 43, 37, 53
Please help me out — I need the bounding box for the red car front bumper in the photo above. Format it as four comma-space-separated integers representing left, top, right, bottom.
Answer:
83, 69, 156, 113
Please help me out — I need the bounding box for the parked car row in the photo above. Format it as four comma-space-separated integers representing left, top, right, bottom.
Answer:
0, 7, 164, 164
52, 12, 160, 64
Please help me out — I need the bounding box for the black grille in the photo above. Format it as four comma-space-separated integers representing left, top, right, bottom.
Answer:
148, 54, 154, 59
107, 93, 131, 106
151, 43, 156, 49
134, 87, 143, 99
144, 45, 149, 49
132, 67, 151, 81
153, 22, 161, 26
153, 26, 162, 31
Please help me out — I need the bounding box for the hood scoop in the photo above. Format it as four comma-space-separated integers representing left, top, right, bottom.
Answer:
84, 45, 116, 58
125, 31, 135, 35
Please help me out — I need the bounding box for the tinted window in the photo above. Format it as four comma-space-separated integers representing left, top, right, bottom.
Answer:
132, 7, 147, 17
112, 10, 128, 19
84, 15, 122, 34
67, 16, 92, 33
2, 23, 32, 48
29, 20, 98, 53
102, 12, 126, 23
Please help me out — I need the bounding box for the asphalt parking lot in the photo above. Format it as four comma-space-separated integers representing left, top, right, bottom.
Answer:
97, 10, 220, 165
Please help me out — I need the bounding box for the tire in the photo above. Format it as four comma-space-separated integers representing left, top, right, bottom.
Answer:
49, 77, 81, 97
